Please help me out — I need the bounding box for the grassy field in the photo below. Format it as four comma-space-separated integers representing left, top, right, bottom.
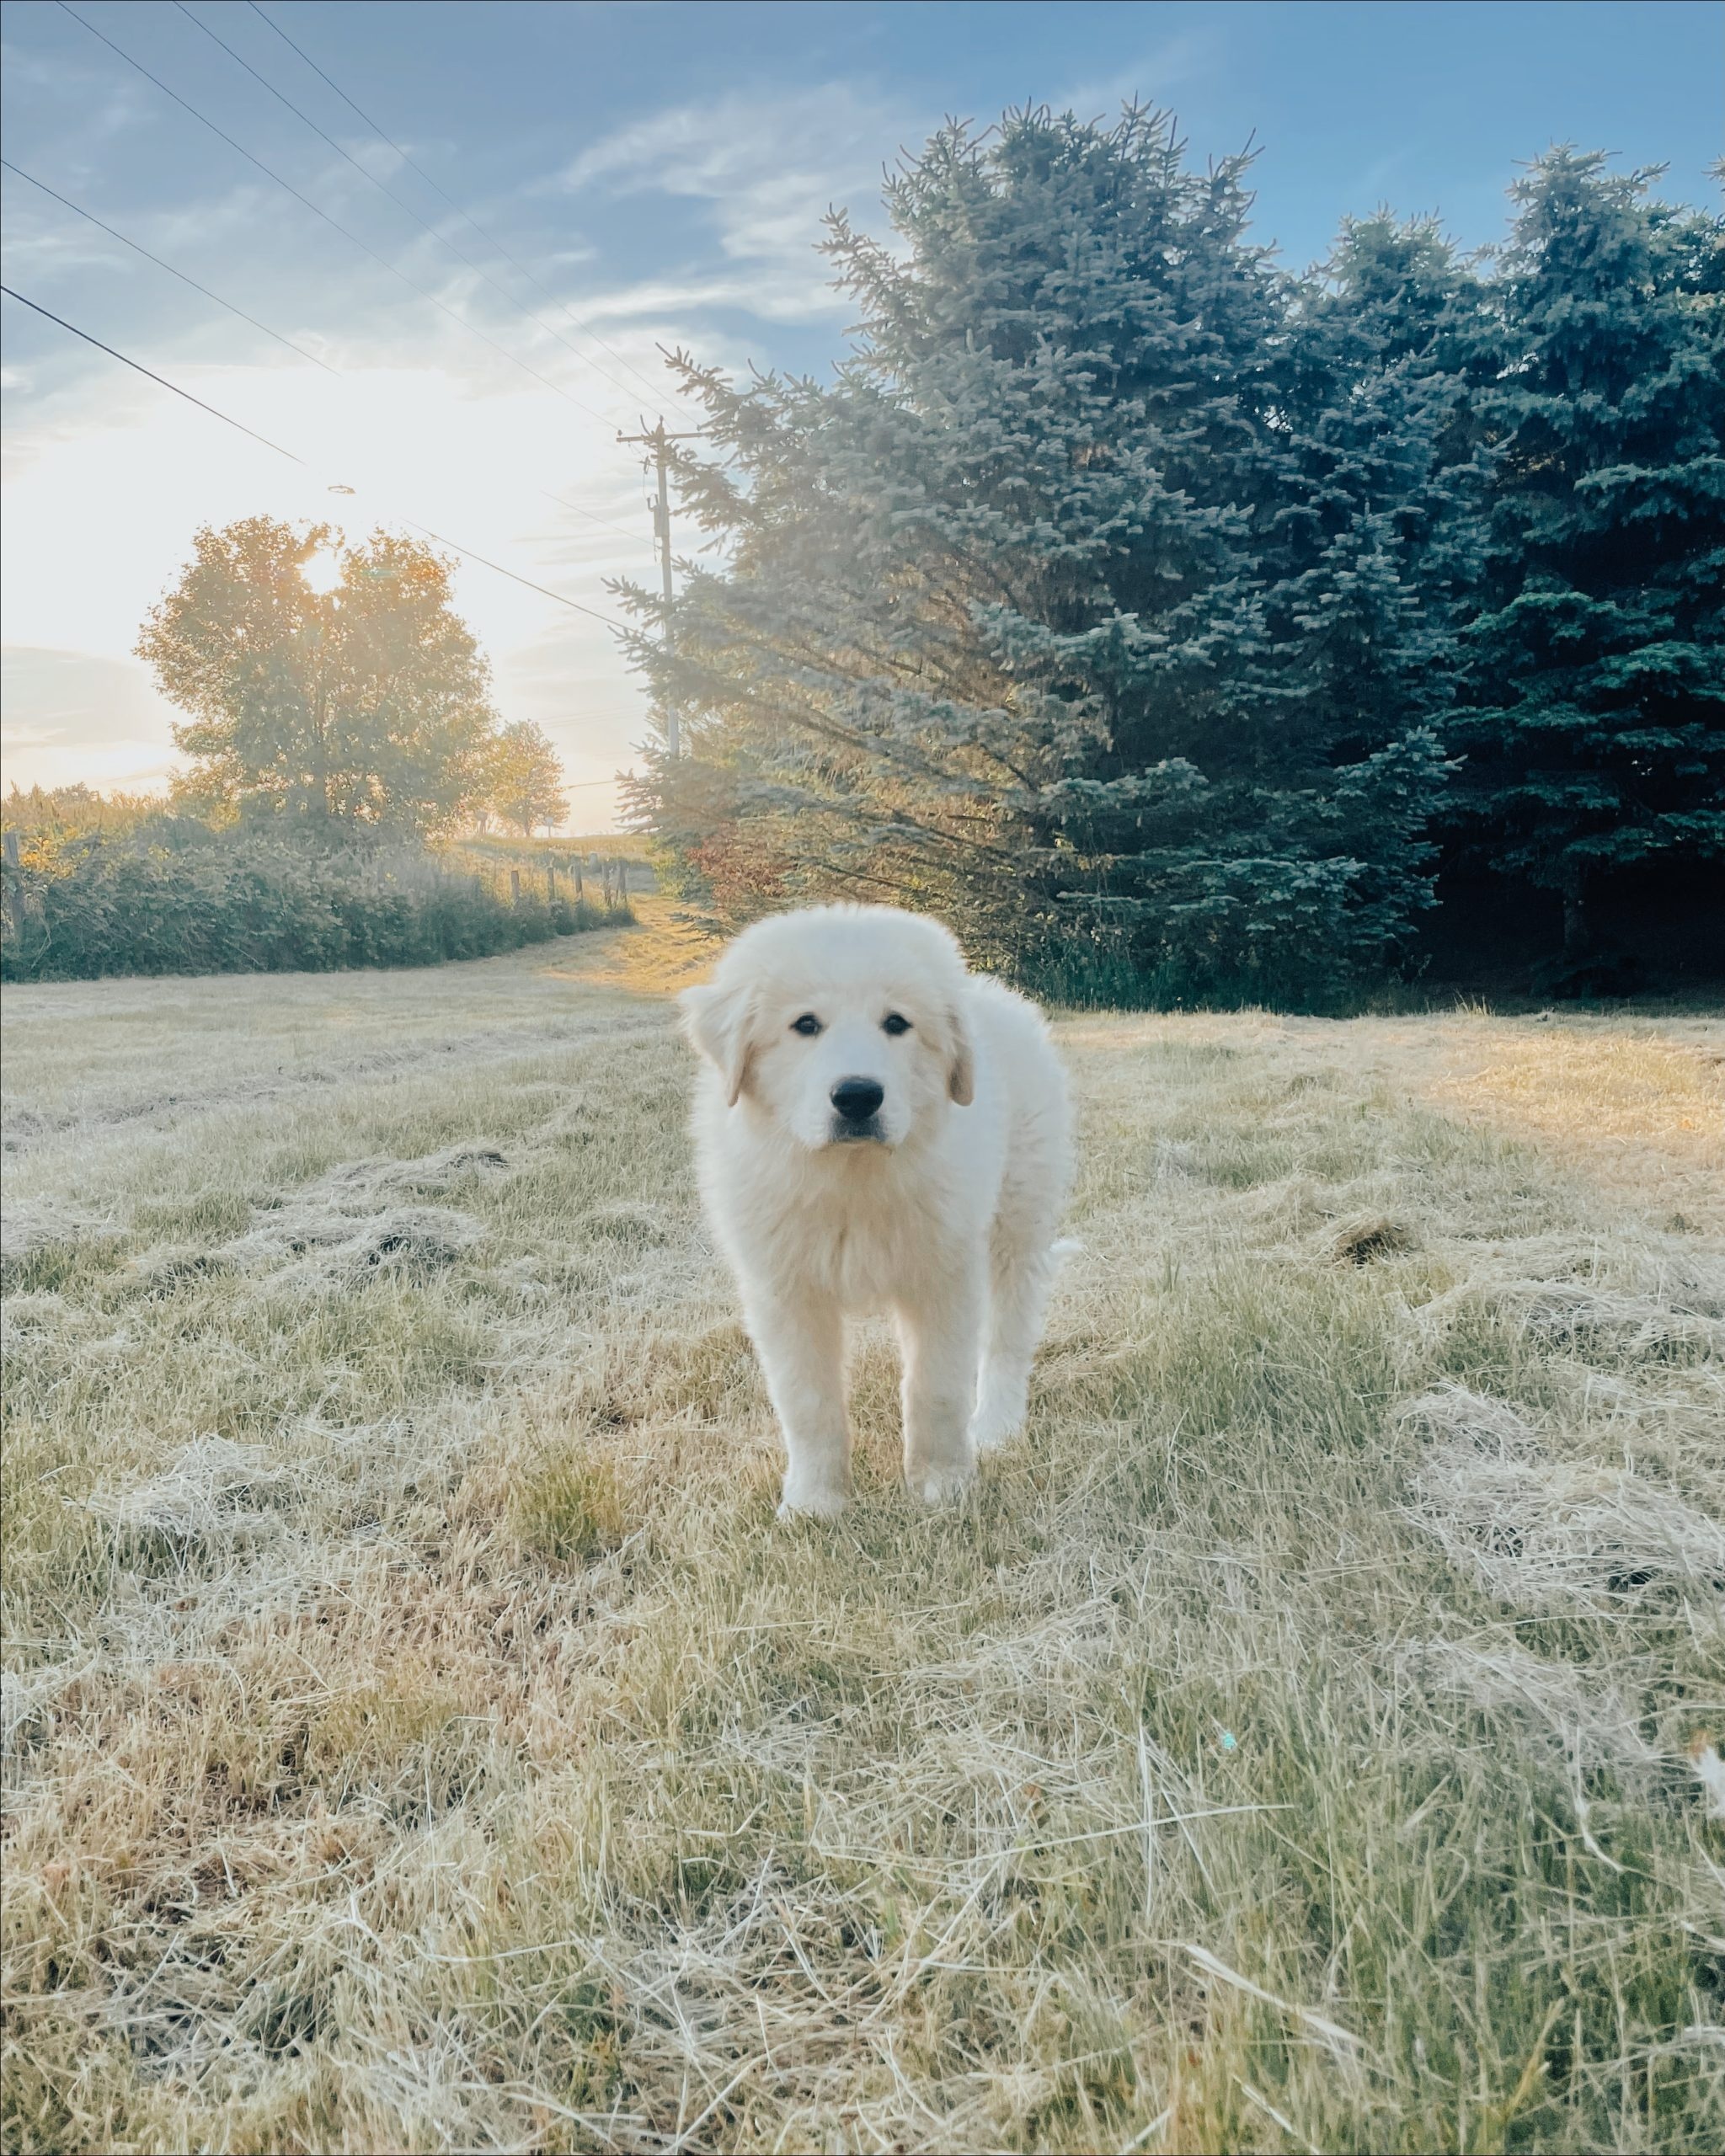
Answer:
3, 907, 1722, 2154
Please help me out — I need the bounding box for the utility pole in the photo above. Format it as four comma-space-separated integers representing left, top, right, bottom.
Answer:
618, 418, 703, 756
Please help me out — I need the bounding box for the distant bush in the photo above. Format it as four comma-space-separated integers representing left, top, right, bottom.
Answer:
0, 820, 629, 983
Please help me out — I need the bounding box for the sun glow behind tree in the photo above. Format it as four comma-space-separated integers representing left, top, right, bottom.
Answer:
137, 515, 521, 837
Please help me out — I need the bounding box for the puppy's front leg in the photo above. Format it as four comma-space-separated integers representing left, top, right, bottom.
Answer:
745, 1284, 851, 1518
896, 1260, 985, 1505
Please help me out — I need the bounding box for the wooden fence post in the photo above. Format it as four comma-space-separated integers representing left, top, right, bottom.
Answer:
547, 860, 557, 905
510, 868, 521, 905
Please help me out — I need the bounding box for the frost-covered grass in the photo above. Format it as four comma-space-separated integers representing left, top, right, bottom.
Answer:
3, 936, 1722, 2153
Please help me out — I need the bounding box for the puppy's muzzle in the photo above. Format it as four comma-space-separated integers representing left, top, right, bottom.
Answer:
829, 1075, 885, 1145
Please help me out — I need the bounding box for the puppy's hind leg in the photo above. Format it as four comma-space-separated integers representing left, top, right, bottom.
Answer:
745, 1285, 851, 1519
971, 1228, 1064, 1456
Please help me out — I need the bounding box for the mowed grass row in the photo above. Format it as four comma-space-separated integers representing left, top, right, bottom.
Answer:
1, 953, 1722, 2153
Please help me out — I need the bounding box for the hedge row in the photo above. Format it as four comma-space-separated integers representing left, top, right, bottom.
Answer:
0, 830, 627, 982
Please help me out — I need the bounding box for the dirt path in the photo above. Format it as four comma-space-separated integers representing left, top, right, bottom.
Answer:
537, 893, 718, 996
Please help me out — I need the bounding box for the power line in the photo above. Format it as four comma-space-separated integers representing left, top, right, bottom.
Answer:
56, 1, 622, 430
248, 0, 681, 411
1, 157, 340, 374
3, 168, 650, 556
3, 161, 649, 578
1, 282, 629, 631
1, 284, 308, 462
246, 0, 696, 419
172, 0, 652, 424
395, 515, 628, 628
538, 488, 655, 551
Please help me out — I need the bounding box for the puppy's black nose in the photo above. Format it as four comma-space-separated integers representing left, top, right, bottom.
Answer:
830, 1076, 884, 1122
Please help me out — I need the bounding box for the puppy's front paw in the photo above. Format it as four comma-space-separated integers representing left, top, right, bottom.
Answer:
969, 1408, 1023, 1458
911, 1459, 976, 1506
972, 1374, 1029, 1456
777, 1479, 848, 1521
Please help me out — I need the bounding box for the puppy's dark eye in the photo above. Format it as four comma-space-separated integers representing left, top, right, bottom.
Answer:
882, 1012, 911, 1037
791, 1013, 823, 1037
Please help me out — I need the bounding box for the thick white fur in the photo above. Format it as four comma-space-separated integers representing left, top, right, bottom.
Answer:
680, 904, 1073, 1517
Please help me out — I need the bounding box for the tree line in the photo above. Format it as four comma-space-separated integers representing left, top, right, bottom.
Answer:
0, 524, 615, 979
629, 115, 1722, 1001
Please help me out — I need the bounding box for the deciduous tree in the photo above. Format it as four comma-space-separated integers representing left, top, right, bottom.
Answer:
138, 518, 500, 837
482, 720, 570, 836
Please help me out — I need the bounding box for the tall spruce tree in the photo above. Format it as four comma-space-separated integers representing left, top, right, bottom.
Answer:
635, 108, 1460, 1001
1448, 149, 1725, 961
1275, 213, 1498, 935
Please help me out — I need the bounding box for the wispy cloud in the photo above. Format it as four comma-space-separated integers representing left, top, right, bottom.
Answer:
568, 270, 843, 328
0, 39, 156, 170
1052, 29, 1224, 126
3, 59, 932, 806
558, 81, 923, 316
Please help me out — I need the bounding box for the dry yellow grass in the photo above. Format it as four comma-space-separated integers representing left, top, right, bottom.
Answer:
1104, 1006, 1725, 1234
3, 928, 1722, 2153
1427, 1026, 1724, 1230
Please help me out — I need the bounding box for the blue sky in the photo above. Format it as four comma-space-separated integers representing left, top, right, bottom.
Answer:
3, 0, 1719, 824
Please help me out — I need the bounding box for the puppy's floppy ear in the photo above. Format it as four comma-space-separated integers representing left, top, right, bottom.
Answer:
945, 999, 975, 1107
679, 979, 757, 1107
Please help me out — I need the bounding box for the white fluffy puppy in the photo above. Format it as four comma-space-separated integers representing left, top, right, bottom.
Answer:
680, 904, 1073, 1516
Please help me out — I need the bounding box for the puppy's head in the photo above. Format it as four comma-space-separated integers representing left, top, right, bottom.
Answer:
679, 905, 975, 1153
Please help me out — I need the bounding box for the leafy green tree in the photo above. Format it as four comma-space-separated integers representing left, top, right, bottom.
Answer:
1447, 150, 1725, 959
481, 720, 570, 835
138, 517, 499, 837
633, 107, 1459, 1001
